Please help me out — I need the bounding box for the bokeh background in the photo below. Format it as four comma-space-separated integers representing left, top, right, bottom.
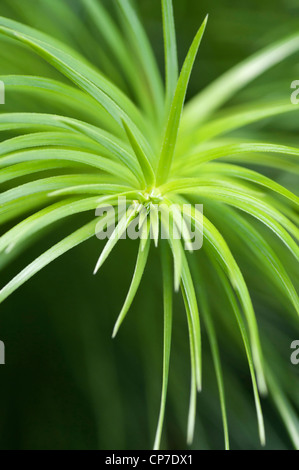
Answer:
0, 0, 298, 450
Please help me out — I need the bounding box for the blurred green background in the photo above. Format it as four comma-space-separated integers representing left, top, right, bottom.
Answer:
0, 0, 298, 450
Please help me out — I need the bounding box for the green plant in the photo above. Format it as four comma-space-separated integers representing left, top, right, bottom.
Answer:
0, 0, 298, 450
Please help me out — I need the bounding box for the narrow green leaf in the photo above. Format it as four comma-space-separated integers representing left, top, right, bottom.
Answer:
1, 74, 115, 130
188, 102, 298, 142
181, 284, 198, 445
0, 16, 148, 134
190, 260, 230, 450
0, 175, 129, 207
116, 0, 164, 122
0, 219, 98, 304
0, 194, 135, 257
183, 34, 299, 128
112, 234, 150, 338
0, 197, 97, 254
0, 148, 137, 186
0, 131, 104, 157
0, 160, 82, 185
172, 186, 299, 261
187, 162, 299, 207
183, 205, 267, 394
160, 205, 182, 291
177, 142, 299, 173
139, 212, 150, 252
154, 242, 173, 450
48, 184, 132, 198
156, 15, 208, 185
163, 197, 194, 253
94, 205, 139, 274
0, 194, 50, 226
122, 119, 155, 187
181, 253, 202, 392
0, 113, 144, 183
81, 0, 157, 119
214, 204, 299, 317
266, 368, 299, 449
210, 259, 266, 447
162, 0, 178, 108
150, 203, 160, 248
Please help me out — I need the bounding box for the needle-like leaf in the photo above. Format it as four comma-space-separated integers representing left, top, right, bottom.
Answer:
112, 234, 150, 338
154, 242, 173, 450
93, 206, 139, 275
0, 219, 99, 303
156, 15, 208, 184
122, 119, 155, 188
162, 0, 178, 108
183, 33, 299, 128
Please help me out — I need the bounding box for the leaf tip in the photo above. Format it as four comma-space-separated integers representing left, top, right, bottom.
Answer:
112, 328, 117, 339
93, 261, 100, 275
